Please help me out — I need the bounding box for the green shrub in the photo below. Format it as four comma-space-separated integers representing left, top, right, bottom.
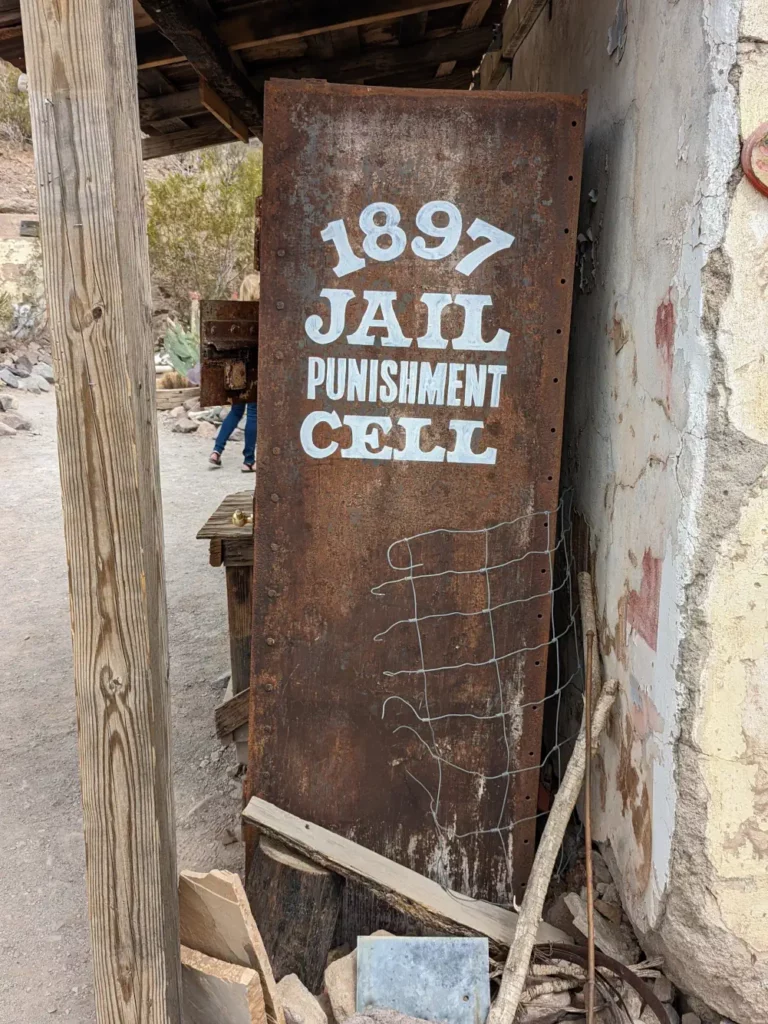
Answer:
146, 143, 262, 316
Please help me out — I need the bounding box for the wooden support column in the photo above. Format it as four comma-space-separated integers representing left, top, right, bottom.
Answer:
18, 0, 182, 1021
226, 564, 253, 695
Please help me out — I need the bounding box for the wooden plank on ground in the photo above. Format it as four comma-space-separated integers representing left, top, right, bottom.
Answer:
18, 0, 183, 1018
242, 798, 567, 957
215, 685, 250, 738
181, 945, 265, 1024
179, 869, 285, 1024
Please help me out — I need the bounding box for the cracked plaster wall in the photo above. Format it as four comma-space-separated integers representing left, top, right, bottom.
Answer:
495, 0, 768, 1019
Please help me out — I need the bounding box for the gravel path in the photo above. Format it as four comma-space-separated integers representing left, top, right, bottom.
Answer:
0, 389, 253, 1022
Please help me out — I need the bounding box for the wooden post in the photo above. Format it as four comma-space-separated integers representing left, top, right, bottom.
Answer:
18, 0, 182, 1021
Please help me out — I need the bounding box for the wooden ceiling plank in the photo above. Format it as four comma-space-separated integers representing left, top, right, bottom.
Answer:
200, 78, 250, 142
136, 0, 471, 69
251, 25, 492, 85
501, 0, 549, 59
142, 122, 237, 160
436, 0, 492, 77
138, 86, 205, 124
139, 0, 262, 128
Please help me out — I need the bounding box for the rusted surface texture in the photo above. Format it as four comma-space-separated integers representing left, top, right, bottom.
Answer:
250, 80, 585, 905
200, 299, 259, 407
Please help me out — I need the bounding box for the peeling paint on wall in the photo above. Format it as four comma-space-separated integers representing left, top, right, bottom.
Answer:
627, 549, 662, 651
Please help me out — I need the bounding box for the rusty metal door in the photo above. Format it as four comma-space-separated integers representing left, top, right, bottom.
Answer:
250, 80, 585, 914
200, 299, 259, 407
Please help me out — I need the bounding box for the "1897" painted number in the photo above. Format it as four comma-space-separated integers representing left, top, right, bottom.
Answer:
321, 201, 514, 279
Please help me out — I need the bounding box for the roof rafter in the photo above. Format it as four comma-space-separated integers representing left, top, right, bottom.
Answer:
135, 0, 473, 69
139, 0, 262, 128
251, 26, 493, 86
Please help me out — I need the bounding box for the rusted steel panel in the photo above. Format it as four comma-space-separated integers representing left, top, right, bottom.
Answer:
250, 80, 585, 907
200, 299, 259, 406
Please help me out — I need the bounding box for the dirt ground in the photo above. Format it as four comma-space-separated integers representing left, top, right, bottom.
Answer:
0, 389, 253, 1022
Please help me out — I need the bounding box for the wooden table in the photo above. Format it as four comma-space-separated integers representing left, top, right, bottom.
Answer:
197, 489, 255, 761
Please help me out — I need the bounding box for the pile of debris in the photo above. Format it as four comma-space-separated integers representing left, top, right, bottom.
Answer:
176, 789, 706, 1024
165, 401, 238, 443
0, 339, 54, 394
0, 391, 31, 436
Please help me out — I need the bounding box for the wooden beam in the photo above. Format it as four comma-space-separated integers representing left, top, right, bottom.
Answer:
200, 79, 249, 142
139, 0, 263, 127
18, 0, 182, 1019
215, 687, 249, 739
139, 86, 205, 124
253, 27, 493, 86
136, 0, 472, 69
142, 122, 237, 160
242, 796, 568, 958
501, 0, 549, 59
223, 0, 470, 51
436, 0, 492, 76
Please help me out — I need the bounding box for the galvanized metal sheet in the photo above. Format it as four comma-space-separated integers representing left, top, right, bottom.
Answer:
200, 299, 259, 407
251, 80, 585, 907
356, 936, 490, 1024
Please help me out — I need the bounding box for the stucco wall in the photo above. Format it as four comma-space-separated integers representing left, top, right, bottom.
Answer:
492, 1, 768, 1019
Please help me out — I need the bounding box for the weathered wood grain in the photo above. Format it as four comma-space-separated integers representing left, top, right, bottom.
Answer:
215, 684, 250, 738
17, 0, 181, 1019
247, 836, 342, 993
139, 0, 262, 128
242, 798, 568, 958
200, 79, 250, 143
197, 491, 256, 541
142, 123, 236, 160
501, 0, 550, 59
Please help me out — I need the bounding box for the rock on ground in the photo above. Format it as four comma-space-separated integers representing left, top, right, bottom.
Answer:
172, 415, 199, 433
196, 421, 218, 440
32, 362, 54, 383
0, 412, 31, 431
563, 892, 640, 964
0, 392, 16, 411
0, 419, 17, 436
0, 367, 23, 388
276, 974, 327, 1024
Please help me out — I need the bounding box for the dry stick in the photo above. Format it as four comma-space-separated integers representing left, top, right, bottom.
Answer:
584, 630, 596, 1024
488, 678, 618, 1024
578, 572, 602, 1024
488, 570, 617, 1024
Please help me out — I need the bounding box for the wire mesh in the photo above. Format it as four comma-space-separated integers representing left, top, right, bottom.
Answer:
371, 490, 583, 906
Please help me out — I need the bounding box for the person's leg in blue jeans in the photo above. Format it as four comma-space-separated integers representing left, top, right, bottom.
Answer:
242, 402, 257, 469
209, 403, 244, 465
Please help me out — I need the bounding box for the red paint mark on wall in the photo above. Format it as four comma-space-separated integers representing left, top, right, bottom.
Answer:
627, 549, 662, 651
655, 293, 675, 410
